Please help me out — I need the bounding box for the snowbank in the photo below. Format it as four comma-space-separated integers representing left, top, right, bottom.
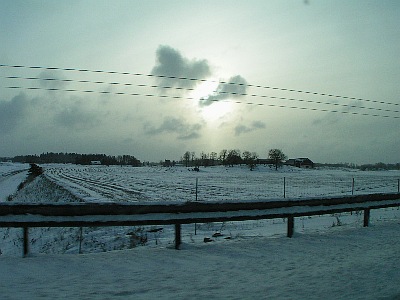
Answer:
0, 163, 29, 202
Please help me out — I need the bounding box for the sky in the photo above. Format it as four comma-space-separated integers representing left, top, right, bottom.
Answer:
0, 0, 399, 164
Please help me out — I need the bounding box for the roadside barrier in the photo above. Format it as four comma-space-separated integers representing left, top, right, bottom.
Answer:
0, 193, 399, 256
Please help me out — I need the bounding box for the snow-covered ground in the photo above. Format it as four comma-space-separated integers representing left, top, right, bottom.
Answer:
0, 163, 399, 299
43, 164, 400, 203
0, 162, 29, 202
1, 221, 399, 300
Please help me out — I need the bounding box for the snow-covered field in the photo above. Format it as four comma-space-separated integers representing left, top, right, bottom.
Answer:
44, 164, 400, 203
0, 163, 399, 299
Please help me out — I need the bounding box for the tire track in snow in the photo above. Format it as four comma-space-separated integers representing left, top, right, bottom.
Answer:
46, 171, 149, 202
0, 169, 29, 183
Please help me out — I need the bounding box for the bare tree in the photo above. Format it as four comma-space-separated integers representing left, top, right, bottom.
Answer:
226, 149, 242, 167
183, 151, 191, 167
219, 149, 228, 166
209, 152, 218, 165
242, 151, 259, 170
191, 152, 197, 166
200, 152, 209, 167
268, 149, 287, 170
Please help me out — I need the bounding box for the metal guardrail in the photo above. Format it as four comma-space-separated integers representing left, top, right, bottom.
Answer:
1, 193, 399, 255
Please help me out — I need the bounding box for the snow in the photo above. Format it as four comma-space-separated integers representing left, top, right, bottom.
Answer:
0, 163, 399, 299
43, 164, 400, 203
0, 222, 399, 299
0, 163, 29, 202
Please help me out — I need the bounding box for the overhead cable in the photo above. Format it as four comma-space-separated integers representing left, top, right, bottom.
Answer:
2, 76, 399, 115
1, 63, 398, 107
3, 85, 399, 119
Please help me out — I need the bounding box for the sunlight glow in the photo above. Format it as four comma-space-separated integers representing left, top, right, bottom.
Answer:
190, 80, 234, 122
200, 101, 234, 122
190, 80, 219, 100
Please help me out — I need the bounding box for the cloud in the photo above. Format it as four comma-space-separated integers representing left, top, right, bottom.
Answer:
0, 94, 28, 134
151, 45, 211, 90
143, 116, 202, 140
54, 104, 100, 130
151, 46, 248, 111
38, 70, 69, 90
312, 100, 362, 125
200, 75, 248, 107
252, 121, 266, 129
234, 120, 266, 136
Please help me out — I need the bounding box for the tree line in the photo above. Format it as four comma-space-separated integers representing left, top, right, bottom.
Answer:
316, 162, 400, 171
4, 152, 398, 171
11, 152, 141, 166
358, 162, 400, 171
180, 149, 287, 170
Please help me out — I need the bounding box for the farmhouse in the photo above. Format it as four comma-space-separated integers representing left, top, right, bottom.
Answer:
90, 160, 102, 165
285, 158, 314, 169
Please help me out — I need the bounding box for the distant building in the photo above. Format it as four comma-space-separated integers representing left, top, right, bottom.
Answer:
90, 160, 102, 165
163, 160, 172, 167
257, 158, 274, 165
285, 158, 314, 169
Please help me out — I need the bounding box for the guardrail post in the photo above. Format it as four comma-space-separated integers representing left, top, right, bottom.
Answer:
78, 227, 83, 254
175, 223, 181, 249
23, 227, 29, 257
196, 178, 198, 201
287, 216, 294, 238
283, 177, 286, 198
363, 208, 370, 227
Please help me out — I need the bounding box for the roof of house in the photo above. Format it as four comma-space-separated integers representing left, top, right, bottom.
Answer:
286, 158, 314, 164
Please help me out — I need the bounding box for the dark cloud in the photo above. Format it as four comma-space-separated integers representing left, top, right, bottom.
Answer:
234, 120, 266, 136
53, 99, 102, 130
144, 116, 202, 140
151, 45, 211, 90
151, 46, 248, 110
252, 121, 266, 129
54, 105, 100, 130
178, 131, 201, 140
0, 94, 28, 134
200, 75, 248, 107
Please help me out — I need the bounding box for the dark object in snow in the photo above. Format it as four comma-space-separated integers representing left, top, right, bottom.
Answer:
147, 227, 163, 233
212, 232, 223, 237
126, 230, 148, 246
16, 164, 44, 193
204, 237, 214, 243
192, 167, 200, 172
28, 163, 43, 176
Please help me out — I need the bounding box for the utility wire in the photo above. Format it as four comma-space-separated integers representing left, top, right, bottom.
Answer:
3, 85, 399, 119
2, 75, 196, 91
1, 63, 398, 107
2, 76, 400, 115
5, 75, 400, 114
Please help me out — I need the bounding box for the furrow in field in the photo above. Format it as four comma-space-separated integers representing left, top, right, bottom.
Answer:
46, 172, 147, 202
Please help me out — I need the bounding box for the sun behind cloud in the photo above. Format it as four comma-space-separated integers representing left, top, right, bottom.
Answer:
189, 79, 235, 123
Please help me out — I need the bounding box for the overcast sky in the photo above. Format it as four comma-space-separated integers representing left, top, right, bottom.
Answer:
1, 1, 399, 164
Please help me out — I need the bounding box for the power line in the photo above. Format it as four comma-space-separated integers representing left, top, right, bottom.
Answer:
1, 63, 398, 107
3, 85, 399, 119
2, 75, 399, 115
1, 75, 196, 91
